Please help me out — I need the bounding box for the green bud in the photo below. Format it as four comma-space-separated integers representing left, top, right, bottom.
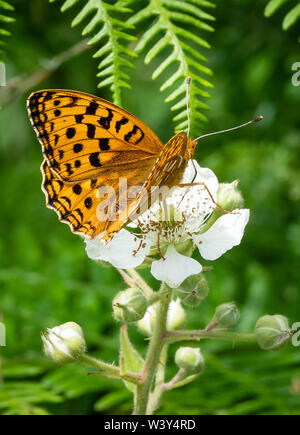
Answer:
217, 181, 244, 211
215, 302, 240, 327
41, 322, 86, 364
138, 299, 185, 336
175, 347, 205, 374
176, 273, 209, 307
203, 181, 244, 231
113, 288, 148, 323
255, 314, 290, 351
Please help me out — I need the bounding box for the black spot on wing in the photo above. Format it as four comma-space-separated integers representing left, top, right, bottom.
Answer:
66, 127, 76, 139
115, 117, 128, 133
75, 114, 84, 123
84, 197, 93, 209
89, 152, 102, 167
65, 163, 74, 176
43, 91, 55, 102
99, 138, 110, 151
87, 124, 96, 139
98, 108, 113, 130
73, 143, 83, 153
73, 184, 82, 195
124, 125, 144, 145
86, 101, 98, 115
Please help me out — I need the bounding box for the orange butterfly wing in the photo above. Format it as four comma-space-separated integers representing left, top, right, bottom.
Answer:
27, 89, 189, 242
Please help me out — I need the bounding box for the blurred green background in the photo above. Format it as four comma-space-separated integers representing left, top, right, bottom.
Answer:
0, 0, 300, 415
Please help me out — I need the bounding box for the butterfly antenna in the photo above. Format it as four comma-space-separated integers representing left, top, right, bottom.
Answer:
186, 76, 191, 138
193, 116, 264, 142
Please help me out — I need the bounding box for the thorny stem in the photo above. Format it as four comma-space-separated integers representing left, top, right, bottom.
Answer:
146, 344, 169, 414
147, 367, 186, 415
134, 283, 172, 415
126, 269, 154, 298
80, 354, 141, 385
165, 330, 256, 344
0, 40, 89, 108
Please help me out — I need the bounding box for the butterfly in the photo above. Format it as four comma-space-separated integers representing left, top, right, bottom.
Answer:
27, 89, 198, 243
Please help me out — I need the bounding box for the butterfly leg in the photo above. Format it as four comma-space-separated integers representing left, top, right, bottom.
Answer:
178, 182, 240, 215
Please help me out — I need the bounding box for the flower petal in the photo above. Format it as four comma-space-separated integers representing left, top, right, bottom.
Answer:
85, 229, 150, 268
195, 209, 250, 260
181, 159, 219, 200
151, 244, 202, 288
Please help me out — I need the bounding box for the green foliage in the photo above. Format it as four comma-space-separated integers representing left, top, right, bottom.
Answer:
128, 0, 215, 133
50, 0, 215, 133
49, 0, 137, 106
0, 0, 14, 63
265, 0, 300, 41
1, 0, 300, 416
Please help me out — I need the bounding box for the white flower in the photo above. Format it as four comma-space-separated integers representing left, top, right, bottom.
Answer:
85, 160, 250, 288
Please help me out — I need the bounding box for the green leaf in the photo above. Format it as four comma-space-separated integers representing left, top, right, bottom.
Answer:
0, 0, 14, 62
119, 325, 144, 393
264, 0, 300, 43
282, 3, 300, 30
264, 0, 288, 17
50, 0, 136, 105
128, 0, 214, 134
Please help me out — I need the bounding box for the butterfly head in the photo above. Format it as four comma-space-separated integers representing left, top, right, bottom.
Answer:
186, 137, 198, 160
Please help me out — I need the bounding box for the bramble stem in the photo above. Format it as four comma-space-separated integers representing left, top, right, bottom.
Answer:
134, 283, 172, 415
164, 330, 256, 344
80, 354, 141, 385
127, 269, 154, 298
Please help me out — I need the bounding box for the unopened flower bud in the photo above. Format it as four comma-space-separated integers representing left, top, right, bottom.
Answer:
138, 298, 185, 336
255, 314, 290, 351
176, 273, 209, 307
167, 298, 186, 331
41, 322, 86, 364
217, 181, 244, 211
175, 347, 205, 374
113, 288, 148, 323
215, 302, 240, 327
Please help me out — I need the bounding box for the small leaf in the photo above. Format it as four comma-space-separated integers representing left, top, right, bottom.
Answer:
282, 3, 300, 30
264, 0, 288, 18
119, 325, 144, 393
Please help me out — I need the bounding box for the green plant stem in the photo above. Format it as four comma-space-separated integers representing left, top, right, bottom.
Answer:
0, 40, 89, 108
146, 344, 169, 414
127, 269, 154, 298
165, 330, 256, 344
134, 283, 172, 415
80, 354, 141, 385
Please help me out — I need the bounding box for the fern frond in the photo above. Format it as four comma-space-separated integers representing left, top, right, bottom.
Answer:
0, 0, 15, 64
265, 0, 300, 42
128, 0, 215, 134
50, 0, 136, 106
